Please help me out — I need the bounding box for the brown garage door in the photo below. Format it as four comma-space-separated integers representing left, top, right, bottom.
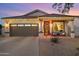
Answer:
10, 23, 39, 36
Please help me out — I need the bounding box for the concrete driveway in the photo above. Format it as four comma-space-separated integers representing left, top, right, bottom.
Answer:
0, 36, 39, 56
0, 35, 79, 56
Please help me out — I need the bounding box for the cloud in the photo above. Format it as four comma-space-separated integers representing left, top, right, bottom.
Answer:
69, 9, 79, 16
0, 9, 25, 17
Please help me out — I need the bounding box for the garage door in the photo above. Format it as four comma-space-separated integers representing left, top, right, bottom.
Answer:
10, 23, 39, 36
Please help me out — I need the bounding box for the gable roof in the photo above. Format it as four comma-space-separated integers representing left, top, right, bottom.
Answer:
1, 9, 48, 19
1, 9, 79, 19
23, 9, 48, 16
40, 14, 79, 17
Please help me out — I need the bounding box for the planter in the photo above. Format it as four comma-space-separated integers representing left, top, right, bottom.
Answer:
70, 31, 75, 38
71, 33, 75, 38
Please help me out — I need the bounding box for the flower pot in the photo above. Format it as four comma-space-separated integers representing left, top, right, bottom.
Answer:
71, 33, 75, 38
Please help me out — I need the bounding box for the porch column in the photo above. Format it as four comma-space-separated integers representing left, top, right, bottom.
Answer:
71, 21, 75, 38
70, 21, 74, 32
65, 21, 68, 36
50, 20, 52, 34
69, 20, 75, 38
39, 19, 43, 33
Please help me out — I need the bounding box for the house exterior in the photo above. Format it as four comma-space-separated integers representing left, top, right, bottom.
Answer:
1, 9, 78, 37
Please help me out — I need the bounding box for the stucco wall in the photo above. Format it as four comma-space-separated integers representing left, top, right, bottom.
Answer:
67, 17, 79, 37
74, 17, 79, 37
3, 17, 79, 37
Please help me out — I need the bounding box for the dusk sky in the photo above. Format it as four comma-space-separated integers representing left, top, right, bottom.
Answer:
0, 3, 79, 24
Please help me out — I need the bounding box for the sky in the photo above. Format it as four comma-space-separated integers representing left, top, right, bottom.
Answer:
0, 3, 79, 24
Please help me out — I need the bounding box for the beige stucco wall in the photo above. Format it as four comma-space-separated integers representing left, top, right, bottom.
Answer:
2, 17, 75, 37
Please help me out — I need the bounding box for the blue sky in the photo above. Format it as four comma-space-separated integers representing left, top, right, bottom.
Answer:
0, 3, 79, 24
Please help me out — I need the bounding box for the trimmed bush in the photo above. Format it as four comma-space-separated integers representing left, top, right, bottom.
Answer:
0, 24, 2, 29
50, 37, 59, 43
0, 24, 2, 35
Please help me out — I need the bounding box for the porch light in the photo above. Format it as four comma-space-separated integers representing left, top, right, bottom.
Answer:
5, 23, 9, 27
5, 23, 9, 29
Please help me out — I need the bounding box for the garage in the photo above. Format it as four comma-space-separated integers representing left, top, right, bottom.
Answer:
10, 23, 39, 36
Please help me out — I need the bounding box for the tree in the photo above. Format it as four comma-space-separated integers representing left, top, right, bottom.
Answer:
0, 24, 2, 29
52, 3, 74, 14
0, 24, 2, 34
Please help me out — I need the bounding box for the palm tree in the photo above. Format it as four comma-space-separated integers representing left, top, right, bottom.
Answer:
52, 3, 74, 14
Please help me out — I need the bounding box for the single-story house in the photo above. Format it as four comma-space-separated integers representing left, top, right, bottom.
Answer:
1, 9, 79, 37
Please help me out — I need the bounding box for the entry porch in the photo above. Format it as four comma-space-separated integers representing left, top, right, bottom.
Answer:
39, 17, 75, 37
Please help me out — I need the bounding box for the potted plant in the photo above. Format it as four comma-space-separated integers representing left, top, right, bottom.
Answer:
70, 31, 75, 38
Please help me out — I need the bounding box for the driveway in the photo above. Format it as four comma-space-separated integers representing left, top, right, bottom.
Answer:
0, 35, 79, 56
0, 36, 39, 56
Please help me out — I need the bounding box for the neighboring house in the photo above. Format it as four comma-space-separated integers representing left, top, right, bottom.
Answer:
1, 9, 79, 37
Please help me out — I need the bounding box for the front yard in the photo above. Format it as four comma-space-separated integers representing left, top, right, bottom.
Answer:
39, 36, 79, 56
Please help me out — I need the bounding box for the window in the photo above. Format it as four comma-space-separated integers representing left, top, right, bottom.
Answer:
11, 24, 17, 26
25, 24, 31, 26
52, 22, 65, 35
18, 24, 24, 26
32, 24, 37, 26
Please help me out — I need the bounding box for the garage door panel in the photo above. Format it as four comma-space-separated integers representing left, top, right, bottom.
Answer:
10, 26, 18, 36
10, 23, 38, 36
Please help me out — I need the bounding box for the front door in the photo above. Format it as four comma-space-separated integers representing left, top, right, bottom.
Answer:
44, 21, 50, 35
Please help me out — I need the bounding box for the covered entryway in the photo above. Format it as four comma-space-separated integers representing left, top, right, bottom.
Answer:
10, 23, 39, 36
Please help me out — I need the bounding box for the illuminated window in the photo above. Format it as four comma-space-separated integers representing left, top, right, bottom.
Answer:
52, 22, 64, 32
18, 24, 24, 26
11, 24, 17, 26
52, 22, 65, 35
25, 24, 31, 26
32, 24, 37, 26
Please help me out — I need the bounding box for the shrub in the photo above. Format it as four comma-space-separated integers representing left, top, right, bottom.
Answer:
0, 24, 2, 29
50, 37, 59, 43
71, 31, 74, 33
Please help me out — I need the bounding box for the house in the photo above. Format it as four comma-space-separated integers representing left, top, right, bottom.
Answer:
1, 9, 78, 37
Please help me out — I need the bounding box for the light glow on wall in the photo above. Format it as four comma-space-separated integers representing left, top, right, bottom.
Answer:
5, 23, 9, 29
